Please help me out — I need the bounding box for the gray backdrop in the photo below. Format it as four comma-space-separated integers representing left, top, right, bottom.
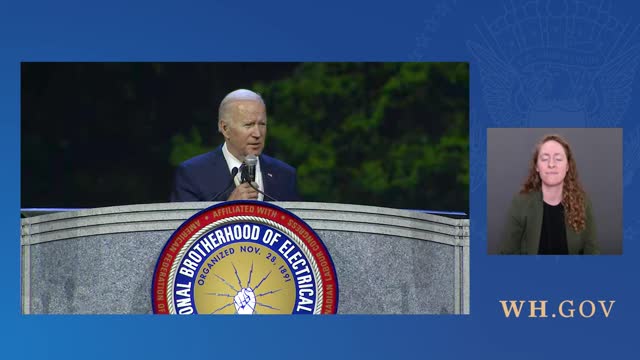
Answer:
487, 128, 622, 255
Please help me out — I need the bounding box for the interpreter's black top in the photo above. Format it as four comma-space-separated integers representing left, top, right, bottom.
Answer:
538, 201, 568, 255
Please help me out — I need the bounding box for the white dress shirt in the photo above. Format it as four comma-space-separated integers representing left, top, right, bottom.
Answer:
221, 142, 264, 201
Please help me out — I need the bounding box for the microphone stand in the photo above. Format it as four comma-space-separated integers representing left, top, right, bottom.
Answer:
241, 164, 279, 201
247, 181, 279, 201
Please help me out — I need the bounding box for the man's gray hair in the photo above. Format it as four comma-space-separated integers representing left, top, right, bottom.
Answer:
218, 89, 265, 133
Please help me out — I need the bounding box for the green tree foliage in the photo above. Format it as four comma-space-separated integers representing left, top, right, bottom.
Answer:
22, 63, 467, 212
170, 126, 209, 167
249, 63, 469, 211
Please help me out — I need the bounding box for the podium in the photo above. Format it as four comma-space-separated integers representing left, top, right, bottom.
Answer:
21, 202, 469, 314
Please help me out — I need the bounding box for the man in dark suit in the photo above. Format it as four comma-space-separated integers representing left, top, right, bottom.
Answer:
170, 89, 300, 202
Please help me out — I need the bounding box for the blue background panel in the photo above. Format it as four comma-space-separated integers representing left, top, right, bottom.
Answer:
5, 0, 640, 358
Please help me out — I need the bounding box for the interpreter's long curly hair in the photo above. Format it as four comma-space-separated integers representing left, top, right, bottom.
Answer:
520, 134, 586, 233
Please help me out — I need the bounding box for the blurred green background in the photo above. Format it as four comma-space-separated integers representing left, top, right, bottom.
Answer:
22, 62, 468, 212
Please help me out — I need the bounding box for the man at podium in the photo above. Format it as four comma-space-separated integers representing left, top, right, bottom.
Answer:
170, 89, 300, 202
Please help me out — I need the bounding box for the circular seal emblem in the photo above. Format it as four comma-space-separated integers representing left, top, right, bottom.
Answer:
152, 201, 338, 314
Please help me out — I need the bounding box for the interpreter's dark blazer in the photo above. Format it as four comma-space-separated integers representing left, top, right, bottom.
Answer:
499, 191, 599, 255
170, 146, 300, 202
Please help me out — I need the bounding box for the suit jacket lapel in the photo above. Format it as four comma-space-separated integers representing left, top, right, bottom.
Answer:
527, 191, 543, 254
210, 146, 235, 200
260, 155, 277, 200
565, 225, 580, 254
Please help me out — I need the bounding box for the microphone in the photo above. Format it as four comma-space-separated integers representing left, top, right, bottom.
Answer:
208, 167, 239, 201
243, 154, 257, 183
241, 155, 279, 201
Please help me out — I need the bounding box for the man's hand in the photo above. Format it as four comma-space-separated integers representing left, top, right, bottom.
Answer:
227, 182, 259, 200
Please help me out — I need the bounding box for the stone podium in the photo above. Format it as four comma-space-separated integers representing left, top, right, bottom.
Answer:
20, 202, 469, 314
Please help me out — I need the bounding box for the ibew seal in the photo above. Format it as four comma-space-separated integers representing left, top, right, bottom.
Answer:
152, 201, 339, 314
